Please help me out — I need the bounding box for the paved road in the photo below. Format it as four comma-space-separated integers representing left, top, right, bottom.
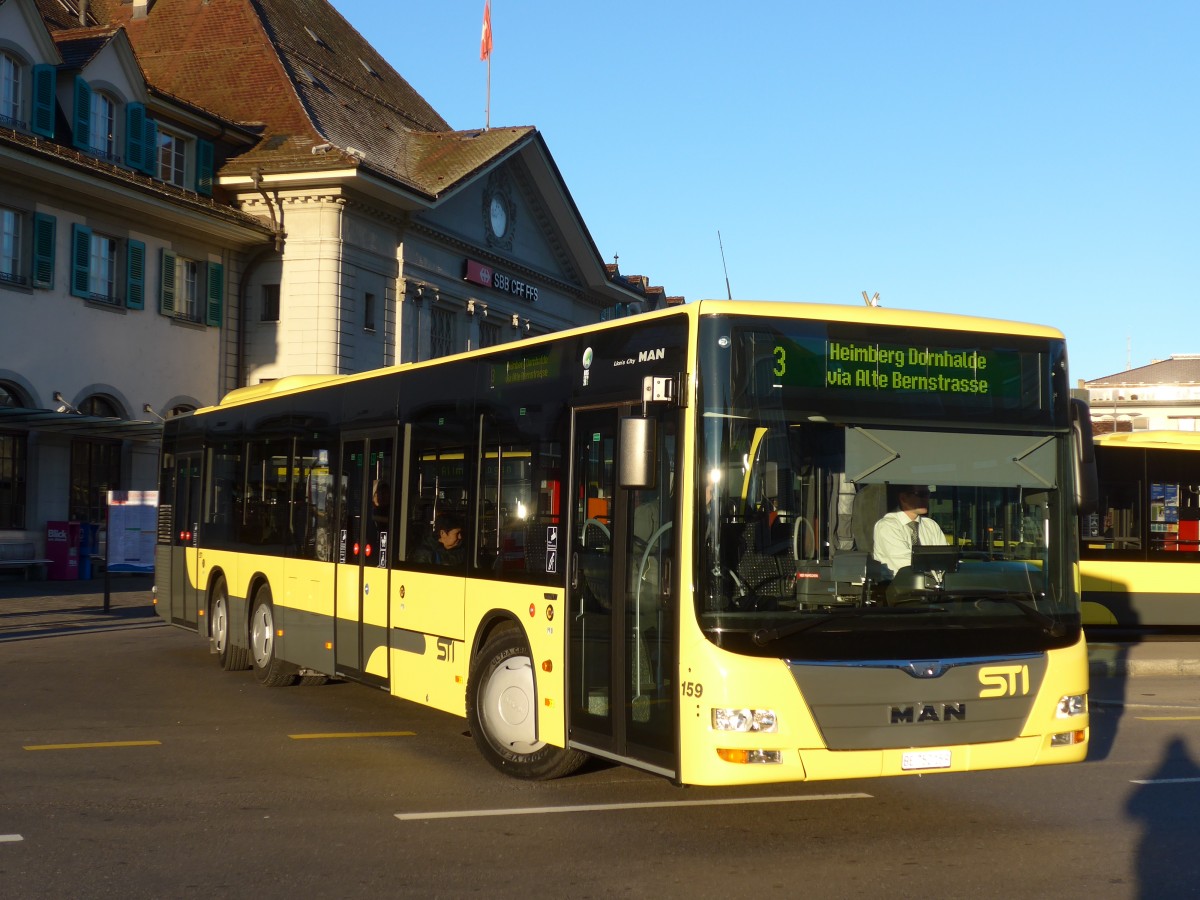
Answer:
4, 575, 1200, 898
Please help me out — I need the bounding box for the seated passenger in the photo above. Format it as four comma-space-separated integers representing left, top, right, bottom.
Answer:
872, 485, 946, 580
411, 512, 466, 567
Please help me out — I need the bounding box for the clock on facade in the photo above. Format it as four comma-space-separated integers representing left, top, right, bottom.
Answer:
489, 195, 509, 240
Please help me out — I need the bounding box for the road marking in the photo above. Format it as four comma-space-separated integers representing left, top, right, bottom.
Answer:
288, 731, 415, 740
1, 835, 23, 843
1131, 777, 1200, 785
1135, 716, 1200, 721
23, 740, 161, 751
396, 792, 872, 821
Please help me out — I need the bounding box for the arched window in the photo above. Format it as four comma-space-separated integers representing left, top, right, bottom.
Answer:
79, 395, 120, 418
0, 381, 26, 408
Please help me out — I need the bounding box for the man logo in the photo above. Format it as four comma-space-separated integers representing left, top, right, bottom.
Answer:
979, 664, 1030, 698
889, 703, 967, 724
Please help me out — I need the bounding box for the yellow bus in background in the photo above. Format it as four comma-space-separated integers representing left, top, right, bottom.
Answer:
1082, 430, 1200, 629
155, 300, 1091, 784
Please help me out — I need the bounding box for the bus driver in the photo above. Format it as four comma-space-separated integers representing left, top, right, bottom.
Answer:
872, 485, 946, 579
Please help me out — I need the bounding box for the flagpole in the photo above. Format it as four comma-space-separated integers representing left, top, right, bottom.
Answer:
481, 0, 493, 130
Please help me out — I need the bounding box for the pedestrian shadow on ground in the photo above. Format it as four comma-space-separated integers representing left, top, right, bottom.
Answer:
1127, 736, 1200, 898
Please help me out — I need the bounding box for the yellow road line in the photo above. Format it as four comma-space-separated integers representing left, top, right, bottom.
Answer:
24, 740, 162, 751
1136, 715, 1200, 721
288, 731, 415, 740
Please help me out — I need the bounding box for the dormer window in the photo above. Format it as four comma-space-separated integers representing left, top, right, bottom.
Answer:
1, 52, 23, 129
157, 127, 188, 187
90, 91, 116, 159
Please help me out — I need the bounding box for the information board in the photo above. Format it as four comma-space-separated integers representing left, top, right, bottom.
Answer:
106, 490, 158, 573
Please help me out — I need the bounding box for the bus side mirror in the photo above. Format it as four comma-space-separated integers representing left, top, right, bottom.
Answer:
1071, 397, 1098, 515
620, 416, 656, 489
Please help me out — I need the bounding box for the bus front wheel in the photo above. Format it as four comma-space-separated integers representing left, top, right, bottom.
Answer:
466, 628, 587, 780
249, 586, 297, 687
212, 577, 248, 672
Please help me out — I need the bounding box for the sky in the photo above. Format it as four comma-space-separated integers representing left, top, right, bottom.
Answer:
334, 1, 1198, 384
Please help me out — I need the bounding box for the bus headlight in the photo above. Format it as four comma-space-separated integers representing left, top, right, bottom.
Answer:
1056, 694, 1086, 718
711, 708, 778, 733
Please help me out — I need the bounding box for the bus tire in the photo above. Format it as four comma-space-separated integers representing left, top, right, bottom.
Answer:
466, 627, 587, 780
249, 586, 297, 687
212, 577, 249, 672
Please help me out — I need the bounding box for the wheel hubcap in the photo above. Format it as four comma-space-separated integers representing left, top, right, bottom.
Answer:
481, 655, 541, 752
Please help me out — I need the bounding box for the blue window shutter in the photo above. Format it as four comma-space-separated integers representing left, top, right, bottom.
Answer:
126, 104, 146, 171
32, 65, 56, 138
32, 214, 56, 289
205, 261, 224, 326
126, 240, 145, 309
160, 249, 176, 315
196, 139, 214, 195
143, 118, 158, 176
72, 77, 91, 151
70, 223, 91, 298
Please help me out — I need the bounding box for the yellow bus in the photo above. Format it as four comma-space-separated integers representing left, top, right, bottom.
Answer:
1082, 430, 1200, 629
154, 300, 1092, 784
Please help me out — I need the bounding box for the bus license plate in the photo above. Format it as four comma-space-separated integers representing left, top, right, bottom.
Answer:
902, 750, 951, 771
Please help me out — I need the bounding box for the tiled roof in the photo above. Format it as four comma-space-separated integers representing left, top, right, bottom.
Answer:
34, 0, 98, 31
85, 0, 499, 197
1087, 355, 1200, 386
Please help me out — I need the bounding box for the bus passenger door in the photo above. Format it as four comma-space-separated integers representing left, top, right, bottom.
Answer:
569, 405, 676, 775
335, 434, 394, 687
167, 450, 202, 628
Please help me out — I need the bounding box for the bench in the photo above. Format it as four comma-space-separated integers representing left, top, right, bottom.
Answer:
0, 541, 52, 580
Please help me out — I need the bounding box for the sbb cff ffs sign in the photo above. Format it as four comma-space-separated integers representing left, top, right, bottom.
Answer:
463, 258, 539, 302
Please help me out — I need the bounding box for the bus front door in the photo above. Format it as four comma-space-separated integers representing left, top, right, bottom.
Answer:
569, 405, 676, 776
167, 450, 202, 628
334, 434, 394, 687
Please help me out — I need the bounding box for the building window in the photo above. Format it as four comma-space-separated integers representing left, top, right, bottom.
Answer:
178, 256, 199, 321
0, 382, 27, 529
1, 207, 23, 287
88, 232, 118, 303
70, 438, 121, 525
261, 283, 280, 322
364, 291, 376, 332
160, 249, 222, 326
89, 91, 117, 161
157, 129, 188, 187
0, 52, 22, 129
479, 319, 502, 348
0, 431, 27, 529
430, 306, 454, 359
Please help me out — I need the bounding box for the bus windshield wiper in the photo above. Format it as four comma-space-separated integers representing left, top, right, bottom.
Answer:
751, 606, 942, 646
937, 589, 1066, 637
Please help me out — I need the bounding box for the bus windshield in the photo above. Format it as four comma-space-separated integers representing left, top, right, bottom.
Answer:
696, 315, 1079, 661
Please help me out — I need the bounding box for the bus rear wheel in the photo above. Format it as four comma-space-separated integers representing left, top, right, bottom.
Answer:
249, 586, 297, 687
466, 628, 587, 780
212, 577, 248, 671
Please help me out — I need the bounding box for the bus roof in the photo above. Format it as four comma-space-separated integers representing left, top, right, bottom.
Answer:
200, 299, 1066, 414
1095, 430, 1200, 451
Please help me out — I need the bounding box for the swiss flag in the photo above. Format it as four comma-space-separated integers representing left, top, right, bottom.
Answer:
480, 1, 493, 61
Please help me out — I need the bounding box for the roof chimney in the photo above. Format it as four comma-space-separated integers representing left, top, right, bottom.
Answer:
79, 0, 88, 26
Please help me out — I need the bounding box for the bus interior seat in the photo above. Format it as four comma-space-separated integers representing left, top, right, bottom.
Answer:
850, 483, 888, 555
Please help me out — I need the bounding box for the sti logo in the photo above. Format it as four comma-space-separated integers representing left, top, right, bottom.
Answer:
978, 664, 1031, 698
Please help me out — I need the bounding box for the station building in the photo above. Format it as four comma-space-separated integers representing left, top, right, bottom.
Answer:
0, 0, 679, 562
